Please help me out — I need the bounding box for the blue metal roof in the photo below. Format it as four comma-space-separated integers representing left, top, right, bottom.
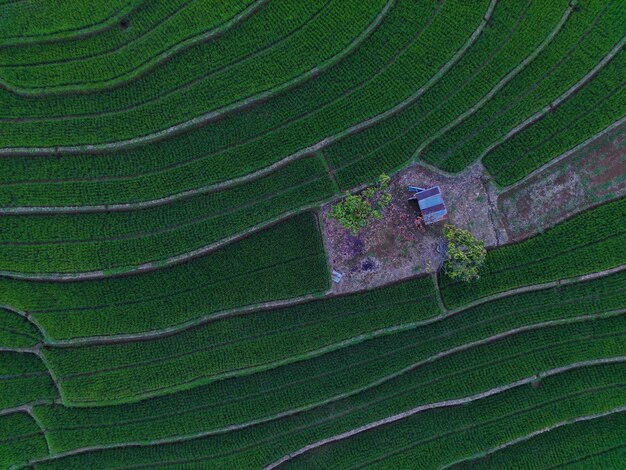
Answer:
409, 185, 448, 225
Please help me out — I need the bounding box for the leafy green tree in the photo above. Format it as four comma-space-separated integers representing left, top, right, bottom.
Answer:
379, 173, 391, 189
443, 224, 486, 282
330, 193, 381, 234
329, 174, 393, 235
378, 192, 392, 208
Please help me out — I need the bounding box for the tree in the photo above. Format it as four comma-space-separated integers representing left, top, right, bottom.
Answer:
329, 192, 381, 235
443, 224, 486, 282
329, 174, 392, 235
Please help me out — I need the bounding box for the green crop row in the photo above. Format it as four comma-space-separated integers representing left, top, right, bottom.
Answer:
0, 1, 175, 64
0, 0, 484, 193
0, 213, 329, 339
0, 0, 322, 111
285, 364, 626, 469
0, 307, 42, 348
0, 412, 49, 469
0, 0, 326, 147
42, 277, 439, 404
0, 0, 386, 147
0, 0, 133, 44
421, 0, 626, 172
0, 0, 255, 92
0, 156, 334, 273
0, 0, 427, 206
31, 271, 626, 443
31, 316, 626, 467
440, 198, 626, 308
45, 268, 625, 406
326, 0, 570, 188
452, 408, 626, 469
484, 51, 626, 185
0, 351, 57, 409
0, 0, 480, 207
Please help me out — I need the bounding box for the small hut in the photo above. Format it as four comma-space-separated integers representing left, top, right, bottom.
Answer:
407, 185, 448, 225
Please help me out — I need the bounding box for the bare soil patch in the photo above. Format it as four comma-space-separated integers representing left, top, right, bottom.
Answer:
498, 124, 626, 242
321, 163, 507, 294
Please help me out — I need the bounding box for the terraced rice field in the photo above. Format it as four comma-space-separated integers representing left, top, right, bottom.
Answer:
1, 1, 625, 468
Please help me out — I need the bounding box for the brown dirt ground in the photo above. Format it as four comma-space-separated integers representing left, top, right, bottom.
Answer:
321, 162, 507, 294
498, 124, 626, 242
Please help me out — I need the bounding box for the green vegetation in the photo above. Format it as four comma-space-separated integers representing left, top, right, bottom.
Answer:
450, 409, 626, 469
2, 213, 330, 339
30, 317, 626, 467
1, 1, 257, 92
0, 157, 335, 273
421, 0, 625, 173
329, 174, 391, 234
282, 363, 626, 469
443, 225, 487, 282
0, 412, 49, 468
1, 0, 624, 467
42, 277, 439, 405
30, 271, 626, 449
0, 352, 57, 409
0, 307, 42, 348
441, 198, 626, 308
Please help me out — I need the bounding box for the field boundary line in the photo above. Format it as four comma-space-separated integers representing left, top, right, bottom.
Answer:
445, 264, 626, 313
0, 0, 440, 210
496, 114, 626, 195
0, 0, 141, 46
318, 152, 341, 195
411, 0, 575, 163
480, 35, 626, 170
0, 173, 331, 247
0, 401, 56, 418
42, 333, 622, 432
0, 154, 335, 215
0, 0, 268, 95
431, 273, 448, 314
0, 0, 494, 219
3, 0, 329, 128
441, 406, 626, 469
0, 0, 492, 213
39, 334, 623, 436
33, 264, 626, 347
38, 289, 331, 346
0, 0, 394, 155
52, 309, 626, 407
47, 281, 623, 401
0, 341, 66, 404
0, 204, 332, 281
0, 304, 49, 344
418, 1, 616, 172
0, 0, 196, 72
27, 348, 626, 459
0, 403, 54, 461
547, 444, 626, 470
264, 357, 626, 469
0, 345, 39, 354
439, 226, 626, 297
